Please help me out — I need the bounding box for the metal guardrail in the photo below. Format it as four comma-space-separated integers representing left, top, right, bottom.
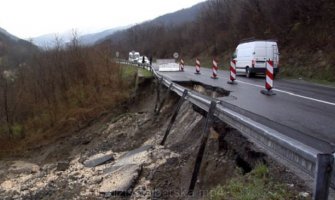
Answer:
150, 64, 335, 199
117, 58, 333, 198
117, 59, 150, 68
153, 69, 318, 174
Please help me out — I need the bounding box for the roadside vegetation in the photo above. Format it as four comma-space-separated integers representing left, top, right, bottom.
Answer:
209, 164, 298, 200
138, 68, 153, 78
0, 37, 136, 154
105, 0, 335, 83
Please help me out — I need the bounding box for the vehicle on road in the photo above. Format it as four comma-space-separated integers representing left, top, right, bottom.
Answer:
233, 40, 279, 78
137, 56, 150, 67
128, 51, 140, 63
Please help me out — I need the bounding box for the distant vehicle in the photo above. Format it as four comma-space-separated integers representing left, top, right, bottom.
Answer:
232, 40, 279, 78
158, 63, 180, 72
137, 56, 150, 66
128, 51, 140, 63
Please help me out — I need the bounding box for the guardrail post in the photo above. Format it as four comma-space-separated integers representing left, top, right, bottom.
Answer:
313, 153, 334, 200
188, 101, 217, 195
154, 77, 163, 114
160, 90, 188, 145
331, 153, 335, 189
157, 83, 173, 114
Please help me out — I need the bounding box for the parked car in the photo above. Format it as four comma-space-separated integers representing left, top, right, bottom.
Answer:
233, 40, 279, 78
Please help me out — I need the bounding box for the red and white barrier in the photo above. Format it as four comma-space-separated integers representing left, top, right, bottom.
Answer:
195, 58, 201, 74
211, 58, 218, 79
179, 59, 184, 71
261, 60, 276, 95
228, 60, 237, 84
266, 60, 274, 90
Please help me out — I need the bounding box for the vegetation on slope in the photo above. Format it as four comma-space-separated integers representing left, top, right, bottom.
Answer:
209, 164, 298, 200
0, 29, 38, 68
0, 37, 136, 153
103, 0, 335, 81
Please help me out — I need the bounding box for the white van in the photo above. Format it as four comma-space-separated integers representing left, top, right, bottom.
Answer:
233, 40, 279, 78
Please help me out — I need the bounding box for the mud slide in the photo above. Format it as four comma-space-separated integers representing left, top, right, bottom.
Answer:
0, 78, 311, 199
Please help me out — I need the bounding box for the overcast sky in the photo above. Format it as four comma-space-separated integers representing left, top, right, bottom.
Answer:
0, 0, 206, 39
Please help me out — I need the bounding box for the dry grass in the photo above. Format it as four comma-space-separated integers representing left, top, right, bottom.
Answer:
209, 164, 299, 200
0, 42, 137, 155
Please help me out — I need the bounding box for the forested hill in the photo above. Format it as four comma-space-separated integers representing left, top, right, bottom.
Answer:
100, 0, 335, 81
0, 27, 37, 67
0, 28, 37, 68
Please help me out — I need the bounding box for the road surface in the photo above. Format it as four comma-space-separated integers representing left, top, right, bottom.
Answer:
155, 65, 335, 153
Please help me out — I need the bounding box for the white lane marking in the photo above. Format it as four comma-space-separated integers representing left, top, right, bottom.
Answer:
236, 80, 335, 106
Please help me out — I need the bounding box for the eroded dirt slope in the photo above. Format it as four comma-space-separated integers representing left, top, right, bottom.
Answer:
0, 80, 310, 200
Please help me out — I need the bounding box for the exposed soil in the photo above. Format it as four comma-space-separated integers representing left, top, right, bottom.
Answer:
0, 79, 311, 199
176, 81, 230, 98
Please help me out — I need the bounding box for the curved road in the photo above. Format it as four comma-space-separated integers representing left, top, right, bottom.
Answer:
155, 65, 335, 153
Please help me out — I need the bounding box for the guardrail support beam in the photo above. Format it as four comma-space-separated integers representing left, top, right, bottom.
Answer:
160, 90, 188, 145
157, 83, 173, 114
154, 77, 164, 114
313, 153, 334, 200
188, 101, 217, 195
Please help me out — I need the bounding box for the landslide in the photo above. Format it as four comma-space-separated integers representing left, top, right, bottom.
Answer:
0, 79, 311, 199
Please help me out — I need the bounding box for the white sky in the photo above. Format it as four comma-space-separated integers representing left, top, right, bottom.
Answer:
0, 0, 206, 39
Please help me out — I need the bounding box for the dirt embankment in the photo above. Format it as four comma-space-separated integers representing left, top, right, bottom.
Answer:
0, 78, 311, 199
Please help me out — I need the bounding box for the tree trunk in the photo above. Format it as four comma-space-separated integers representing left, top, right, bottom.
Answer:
3, 79, 12, 138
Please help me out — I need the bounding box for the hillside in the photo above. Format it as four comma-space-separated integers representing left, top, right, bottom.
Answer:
100, 0, 335, 82
79, 26, 130, 45
0, 32, 137, 161
152, 1, 204, 26
31, 32, 67, 47
0, 27, 20, 41
99, 1, 206, 54
32, 26, 128, 47
0, 27, 37, 67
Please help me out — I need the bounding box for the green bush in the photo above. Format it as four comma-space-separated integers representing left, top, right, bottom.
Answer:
209, 164, 295, 200
11, 123, 24, 138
